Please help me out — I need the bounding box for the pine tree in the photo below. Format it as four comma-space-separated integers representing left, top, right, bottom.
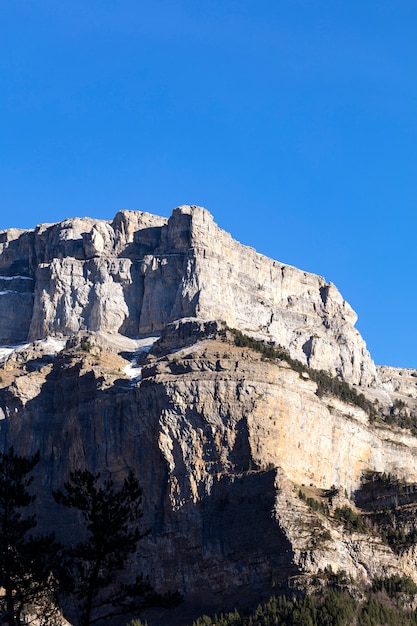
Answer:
54, 469, 175, 626
0, 447, 61, 626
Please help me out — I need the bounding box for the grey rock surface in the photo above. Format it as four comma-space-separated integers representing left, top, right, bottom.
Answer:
0, 205, 376, 385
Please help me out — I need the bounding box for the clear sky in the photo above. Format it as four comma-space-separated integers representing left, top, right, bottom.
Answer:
1, 1, 416, 368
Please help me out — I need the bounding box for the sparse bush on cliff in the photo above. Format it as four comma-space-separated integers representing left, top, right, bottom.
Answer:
225, 327, 378, 418
225, 327, 305, 372
298, 488, 330, 515
334, 505, 369, 533
383, 399, 417, 436
80, 337, 92, 352
371, 509, 417, 554
359, 471, 417, 553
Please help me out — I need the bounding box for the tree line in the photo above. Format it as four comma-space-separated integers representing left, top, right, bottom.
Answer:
189, 584, 417, 626
0, 447, 179, 626
225, 328, 379, 418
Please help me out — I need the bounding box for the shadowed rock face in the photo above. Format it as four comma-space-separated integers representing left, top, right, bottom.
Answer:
0, 333, 300, 616
0, 205, 376, 385
0, 321, 416, 621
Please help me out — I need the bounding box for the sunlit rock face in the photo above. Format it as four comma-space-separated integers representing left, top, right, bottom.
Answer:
0, 205, 376, 385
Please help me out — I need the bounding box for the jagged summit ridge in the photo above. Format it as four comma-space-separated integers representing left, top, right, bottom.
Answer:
0, 205, 376, 385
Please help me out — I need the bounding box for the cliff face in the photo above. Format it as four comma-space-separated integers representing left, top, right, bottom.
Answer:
1, 206, 417, 622
0, 205, 376, 385
1, 323, 417, 616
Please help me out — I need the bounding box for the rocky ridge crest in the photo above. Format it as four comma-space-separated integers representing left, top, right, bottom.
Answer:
1, 205, 376, 385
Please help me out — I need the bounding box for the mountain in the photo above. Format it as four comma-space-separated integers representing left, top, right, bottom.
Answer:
1, 205, 417, 624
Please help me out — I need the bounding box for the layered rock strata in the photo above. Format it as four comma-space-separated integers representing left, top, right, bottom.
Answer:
0, 322, 416, 623
0, 206, 376, 385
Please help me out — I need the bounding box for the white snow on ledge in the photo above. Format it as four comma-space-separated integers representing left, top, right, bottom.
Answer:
0, 344, 30, 362
123, 336, 159, 382
123, 362, 143, 380
37, 336, 67, 356
0, 333, 158, 378
0, 337, 66, 363
0, 275, 34, 280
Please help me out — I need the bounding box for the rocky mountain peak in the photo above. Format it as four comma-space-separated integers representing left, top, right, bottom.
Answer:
0, 205, 376, 385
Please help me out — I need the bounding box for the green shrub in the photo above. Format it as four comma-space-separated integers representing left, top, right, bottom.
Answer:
298, 489, 330, 515
225, 328, 378, 418
334, 505, 369, 533
80, 337, 92, 352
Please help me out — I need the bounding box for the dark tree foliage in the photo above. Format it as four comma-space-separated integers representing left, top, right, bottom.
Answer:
191, 585, 417, 626
333, 505, 369, 533
0, 447, 61, 626
54, 469, 179, 626
225, 327, 378, 418
372, 574, 417, 599
376, 512, 417, 554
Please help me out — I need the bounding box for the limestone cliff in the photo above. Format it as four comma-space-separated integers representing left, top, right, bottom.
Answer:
0, 205, 376, 385
0, 207, 417, 623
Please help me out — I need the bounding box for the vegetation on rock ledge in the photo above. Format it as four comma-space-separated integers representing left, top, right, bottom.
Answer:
357, 471, 417, 554
225, 327, 378, 418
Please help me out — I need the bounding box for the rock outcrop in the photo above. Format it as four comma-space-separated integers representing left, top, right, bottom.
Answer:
378, 365, 417, 399
0, 206, 416, 623
0, 206, 376, 385
0, 322, 415, 620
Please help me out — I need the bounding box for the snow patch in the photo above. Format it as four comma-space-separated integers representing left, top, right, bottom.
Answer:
36, 336, 67, 356
123, 363, 143, 381
122, 336, 159, 382
0, 344, 30, 362
0, 337, 66, 363
0, 275, 33, 280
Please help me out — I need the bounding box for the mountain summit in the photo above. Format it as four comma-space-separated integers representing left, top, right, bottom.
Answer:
0, 205, 376, 384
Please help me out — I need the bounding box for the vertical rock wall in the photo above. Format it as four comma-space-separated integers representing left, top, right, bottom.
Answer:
0, 205, 376, 385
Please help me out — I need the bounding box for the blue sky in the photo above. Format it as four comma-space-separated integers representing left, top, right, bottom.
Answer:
1, 1, 416, 368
